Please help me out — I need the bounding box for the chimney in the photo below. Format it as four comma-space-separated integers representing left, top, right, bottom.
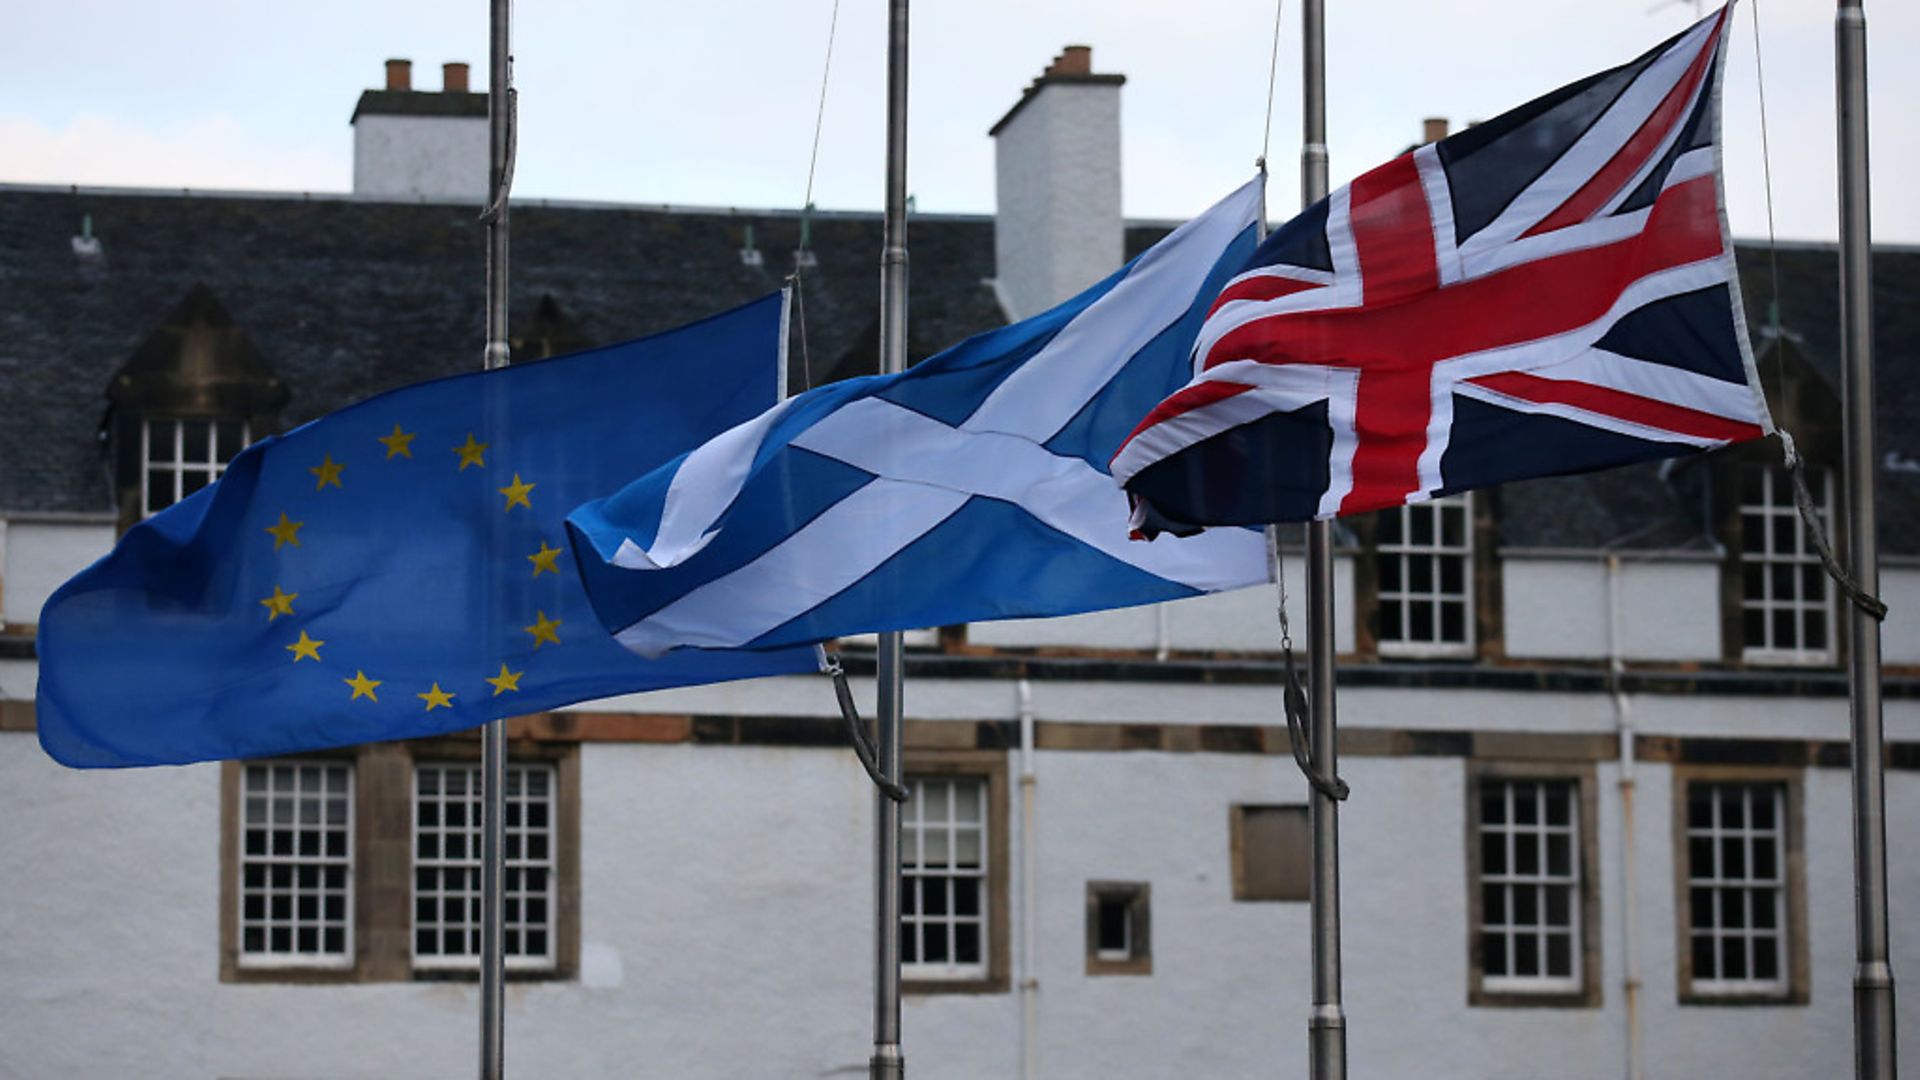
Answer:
351, 58, 488, 200
989, 46, 1126, 322
1422, 117, 1449, 144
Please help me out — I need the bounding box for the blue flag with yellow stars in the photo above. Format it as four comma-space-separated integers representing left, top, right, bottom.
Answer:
37, 293, 820, 767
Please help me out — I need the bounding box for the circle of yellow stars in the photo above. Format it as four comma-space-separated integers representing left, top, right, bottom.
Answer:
256, 421, 574, 713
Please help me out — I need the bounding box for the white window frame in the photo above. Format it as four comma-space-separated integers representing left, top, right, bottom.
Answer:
141, 417, 250, 517
1686, 781, 1790, 997
1376, 492, 1476, 659
236, 760, 355, 971
901, 776, 990, 982
1477, 777, 1582, 995
411, 762, 558, 973
1739, 465, 1836, 665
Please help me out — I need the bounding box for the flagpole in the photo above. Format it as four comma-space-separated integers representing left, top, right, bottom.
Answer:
870, 1, 910, 1078
480, 0, 512, 1075
1836, 2, 1896, 1076
1301, 0, 1346, 1077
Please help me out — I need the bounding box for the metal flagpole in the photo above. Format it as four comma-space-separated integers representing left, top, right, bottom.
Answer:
870, 1, 910, 1078
480, 0, 513, 1075
1301, 0, 1346, 1076
1835, 3, 1896, 1076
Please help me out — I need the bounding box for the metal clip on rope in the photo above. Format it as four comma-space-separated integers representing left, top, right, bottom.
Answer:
1780, 431, 1887, 621
825, 654, 910, 803
1268, 528, 1349, 802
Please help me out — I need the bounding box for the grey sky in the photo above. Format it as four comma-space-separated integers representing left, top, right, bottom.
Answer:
2, 0, 1913, 243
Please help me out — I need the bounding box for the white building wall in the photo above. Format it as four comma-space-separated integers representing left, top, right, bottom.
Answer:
1, 519, 115, 628
1502, 555, 1723, 662
6, 714, 1914, 1078
1880, 566, 1920, 664
352, 115, 489, 201
992, 83, 1124, 322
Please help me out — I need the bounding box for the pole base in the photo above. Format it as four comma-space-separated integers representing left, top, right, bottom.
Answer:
870, 1044, 904, 1080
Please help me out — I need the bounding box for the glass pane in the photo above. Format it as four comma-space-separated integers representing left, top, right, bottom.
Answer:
182, 420, 210, 462
1743, 607, 1766, 648
1513, 932, 1539, 976
1409, 601, 1434, 641
923, 827, 949, 866
217, 421, 247, 460
1546, 933, 1572, 977
924, 880, 949, 916
1544, 785, 1570, 827
1771, 608, 1796, 647
1771, 515, 1796, 554
1376, 509, 1402, 546
181, 470, 211, 499
1723, 938, 1747, 979
1686, 787, 1713, 829
1481, 831, 1505, 876
146, 470, 175, 511
1741, 515, 1765, 554
1410, 507, 1434, 545
1097, 896, 1129, 952
1722, 889, 1746, 929
1440, 601, 1465, 643
1439, 556, 1464, 594
1513, 885, 1538, 927
1378, 556, 1402, 592
1692, 933, 1716, 980
1719, 787, 1745, 829
1753, 839, 1777, 882
1752, 888, 1779, 929
1441, 505, 1465, 547
1690, 887, 1715, 929
1484, 884, 1506, 925
1514, 833, 1539, 876
1721, 837, 1746, 880
1690, 837, 1715, 879
1546, 834, 1570, 877
1544, 885, 1570, 927
148, 420, 177, 462
1742, 563, 1765, 601
1483, 932, 1508, 976
924, 926, 948, 963
1513, 786, 1538, 825
1480, 785, 1505, 826
1754, 936, 1780, 981
1804, 610, 1827, 650
1770, 562, 1796, 599
1409, 557, 1433, 592
955, 922, 981, 964
954, 828, 981, 868
953, 782, 981, 823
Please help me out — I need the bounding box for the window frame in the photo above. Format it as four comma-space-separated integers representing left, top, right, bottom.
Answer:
1737, 465, 1837, 666
1085, 881, 1152, 976
1374, 492, 1477, 659
1230, 803, 1310, 902
230, 758, 356, 972
140, 416, 250, 518
220, 739, 579, 985
1672, 765, 1810, 1005
1463, 760, 1602, 1008
411, 759, 562, 975
900, 749, 1011, 995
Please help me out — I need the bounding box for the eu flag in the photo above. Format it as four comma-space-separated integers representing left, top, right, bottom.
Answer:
38, 294, 819, 767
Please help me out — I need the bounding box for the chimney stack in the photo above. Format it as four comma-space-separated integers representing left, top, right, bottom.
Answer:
1422, 117, 1449, 144
352, 58, 488, 200
989, 46, 1126, 323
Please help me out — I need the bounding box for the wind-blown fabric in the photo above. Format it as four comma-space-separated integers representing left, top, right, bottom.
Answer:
567, 178, 1270, 657
38, 294, 819, 767
1113, 5, 1771, 534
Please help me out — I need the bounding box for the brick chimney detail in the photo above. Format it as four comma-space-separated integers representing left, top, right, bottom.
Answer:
442, 63, 470, 93
385, 59, 412, 92
352, 59, 487, 200
1423, 117, 1450, 144
989, 47, 1127, 323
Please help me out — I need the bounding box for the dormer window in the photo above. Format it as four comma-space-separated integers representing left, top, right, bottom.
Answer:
142, 418, 251, 515
1738, 465, 1834, 665
106, 285, 287, 526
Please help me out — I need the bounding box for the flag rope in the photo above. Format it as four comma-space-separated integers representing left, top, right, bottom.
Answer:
1746, 1, 1886, 622
1267, 526, 1349, 801
1258, 0, 1286, 170
786, 0, 843, 395
825, 654, 911, 802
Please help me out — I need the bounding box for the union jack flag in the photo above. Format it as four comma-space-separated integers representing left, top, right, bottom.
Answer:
1113, 6, 1774, 535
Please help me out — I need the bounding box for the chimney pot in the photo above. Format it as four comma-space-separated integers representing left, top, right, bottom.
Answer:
1422, 117, 1449, 144
385, 58, 413, 92
442, 62, 470, 93
1048, 45, 1093, 77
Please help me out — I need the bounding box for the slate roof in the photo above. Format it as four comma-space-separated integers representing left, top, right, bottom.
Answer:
0, 183, 1914, 554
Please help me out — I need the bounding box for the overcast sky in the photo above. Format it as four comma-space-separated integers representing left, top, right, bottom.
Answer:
3, 0, 1914, 243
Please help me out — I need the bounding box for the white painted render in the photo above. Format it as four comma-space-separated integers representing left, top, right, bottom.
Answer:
352, 115, 488, 201
1882, 567, 1920, 665
992, 82, 1124, 322
1502, 555, 1725, 662
4, 710, 1916, 1078
1, 520, 114, 629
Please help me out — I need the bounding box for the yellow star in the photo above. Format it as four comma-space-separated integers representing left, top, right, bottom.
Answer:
286, 630, 325, 662
498, 473, 536, 512
522, 610, 562, 649
310, 453, 345, 490
485, 663, 524, 696
377, 423, 416, 460
527, 540, 563, 577
454, 433, 489, 471
344, 670, 382, 702
265, 512, 303, 550
417, 682, 456, 711
259, 585, 298, 621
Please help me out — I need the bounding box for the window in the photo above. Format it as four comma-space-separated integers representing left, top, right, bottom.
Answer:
900, 751, 1010, 993
1230, 804, 1310, 902
236, 760, 353, 969
1739, 466, 1834, 664
143, 417, 249, 516
221, 741, 578, 984
1676, 771, 1808, 1003
1465, 763, 1600, 1006
414, 762, 558, 972
1086, 881, 1151, 975
1376, 493, 1474, 657
902, 776, 988, 980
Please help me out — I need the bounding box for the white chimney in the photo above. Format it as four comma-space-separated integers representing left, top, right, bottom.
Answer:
350, 58, 488, 200
989, 46, 1125, 322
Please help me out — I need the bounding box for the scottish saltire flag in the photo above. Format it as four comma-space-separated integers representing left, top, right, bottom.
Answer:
1113, 6, 1773, 534
567, 179, 1271, 657
38, 294, 819, 767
